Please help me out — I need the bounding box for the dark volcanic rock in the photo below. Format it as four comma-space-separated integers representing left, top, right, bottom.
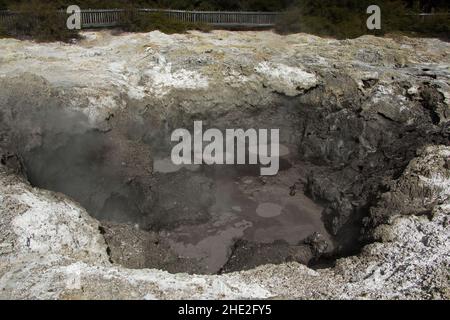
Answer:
221, 239, 313, 273
99, 222, 204, 274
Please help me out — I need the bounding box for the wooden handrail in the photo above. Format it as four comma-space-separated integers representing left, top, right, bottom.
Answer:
0, 8, 282, 28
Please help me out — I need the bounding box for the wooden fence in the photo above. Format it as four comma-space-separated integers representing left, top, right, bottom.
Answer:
2, 9, 446, 30
0, 9, 281, 29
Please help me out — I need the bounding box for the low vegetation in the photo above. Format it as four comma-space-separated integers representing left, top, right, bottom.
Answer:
121, 10, 211, 34
0, 2, 79, 42
0, 24, 8, 38
0, 0, 447, 41
275, 0, 449, 39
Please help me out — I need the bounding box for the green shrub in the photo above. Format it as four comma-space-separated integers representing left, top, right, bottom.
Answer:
276, 7, 370, 39
0, 23, 8, 38
3, 1, 80, 42
275, 0, 448, 39
403, 13, 449, 37
121, 10, 211, 34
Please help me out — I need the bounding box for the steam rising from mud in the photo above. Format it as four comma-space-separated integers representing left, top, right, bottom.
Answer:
0, 99, 335, 273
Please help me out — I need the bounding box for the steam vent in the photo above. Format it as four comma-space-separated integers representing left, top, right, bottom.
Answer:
0, 29, 449, 300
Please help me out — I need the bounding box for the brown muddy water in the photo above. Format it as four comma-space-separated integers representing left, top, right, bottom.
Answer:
152, 146, 331, 274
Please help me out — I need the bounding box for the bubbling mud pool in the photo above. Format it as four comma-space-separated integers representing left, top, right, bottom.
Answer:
0, 90, 373, 274
17, 121, 333, 274
5, 94, 445, 275
153, 152, 332, 273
